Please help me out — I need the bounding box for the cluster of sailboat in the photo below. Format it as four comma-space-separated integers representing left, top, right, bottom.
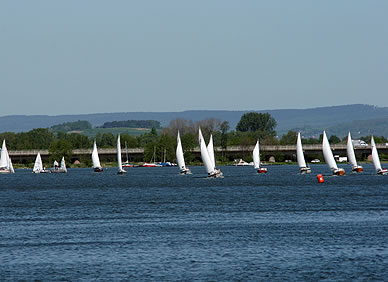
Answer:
32, 153, 67, 174
114, 129, 387, 177
1, 130, 387, 176
297, 131, 387, 176
0, 140, 67, 174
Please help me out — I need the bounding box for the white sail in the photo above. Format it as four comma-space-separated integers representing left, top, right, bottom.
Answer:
33, 153, 43, 173
199, 128, 214, 174
346, 132, 358, 168
92, 141, 102, 169
252, 141, 260, 169
322, 131, 338, 171
9, 158, 14, 173
0, 140, 14, 173
53, 160, 59, 167
0, 140, 9, 169
117, 135, 126, 173
371, 136, 382, 172
296, 132, 307, 168
207, 134, 216, 169
176, 131, 186, 171
60, 157, 67, 173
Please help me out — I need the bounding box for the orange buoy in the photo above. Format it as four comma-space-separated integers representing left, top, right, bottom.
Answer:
317, 174, 324, 183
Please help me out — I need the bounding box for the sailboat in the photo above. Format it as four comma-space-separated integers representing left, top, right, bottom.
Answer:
0, 140, 15, 174
122, 142, 133, 168
176, 131, 191, 174
60, 157, 67, 173
296, 132, 311, 174
159, 148, 174, 167
371, 136, 387, 175
117, 135, 127, 174
142, 146, 162, 167
347, 132, 363, 172
253, 140, 267, 173
199, 128, 222, 178
322, 131, 345, 175
51, 157, 67, 173
92, 141, 103, 172
33, 152, 50, 173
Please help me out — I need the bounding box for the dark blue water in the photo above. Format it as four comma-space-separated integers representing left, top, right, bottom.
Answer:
1, 164, 387, 280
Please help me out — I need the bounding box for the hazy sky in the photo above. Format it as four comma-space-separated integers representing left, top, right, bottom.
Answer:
1, 0, 387, 116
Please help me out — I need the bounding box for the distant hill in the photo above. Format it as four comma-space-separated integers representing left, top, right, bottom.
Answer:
1, 104, 388, 138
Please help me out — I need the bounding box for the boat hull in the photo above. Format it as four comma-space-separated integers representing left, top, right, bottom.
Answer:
352, 166, 363, 173
180, 168, 192, 175
51, 169, 67, 173
33, 170, 51, 174
141, 163, 162, 167
0, 169, 12, 174
377, 168, 388, 175
333, 168, 345, 176
300, 167, 311, 174
258, 167, 268, 174
93, 167, 103, 172
208, 169, 223, 178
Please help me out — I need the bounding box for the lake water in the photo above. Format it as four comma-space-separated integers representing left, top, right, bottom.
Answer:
1, 164, 387, 280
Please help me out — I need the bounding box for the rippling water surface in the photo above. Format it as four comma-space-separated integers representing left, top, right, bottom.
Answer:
1, 164, 387, 280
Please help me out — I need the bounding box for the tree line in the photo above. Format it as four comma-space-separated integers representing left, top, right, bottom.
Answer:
51, 120, 92, 133
99, 120, 161, 129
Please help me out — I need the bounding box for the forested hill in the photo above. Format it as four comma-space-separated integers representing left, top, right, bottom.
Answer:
1, 104, 388, 138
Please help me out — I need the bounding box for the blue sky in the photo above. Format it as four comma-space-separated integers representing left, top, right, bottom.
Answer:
1, 0, 387, 115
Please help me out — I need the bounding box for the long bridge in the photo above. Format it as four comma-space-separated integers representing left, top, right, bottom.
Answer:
9, 144, 388, 163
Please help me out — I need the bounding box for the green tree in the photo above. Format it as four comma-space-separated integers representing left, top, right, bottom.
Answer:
361, 135, 387, 144
66, 133, 92, 149
236, 112, 277, 136
158, 133, 175, 162
181, 132, 196, 163
220, 121, 230, 150
302, 137, 320, 145
279, 131, 297, 145
49, 139, 72, 164
120, 134, 139, 148
97, 133, 115, 148
51, 120, 92, 133
26, 128, 55, 149
328, 135, 341, 144
144, 141, 158, 163
138, 128, 158, 146
0, 132, 17, 150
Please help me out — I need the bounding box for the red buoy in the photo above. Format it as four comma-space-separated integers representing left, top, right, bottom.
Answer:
317, 174, 324, 183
